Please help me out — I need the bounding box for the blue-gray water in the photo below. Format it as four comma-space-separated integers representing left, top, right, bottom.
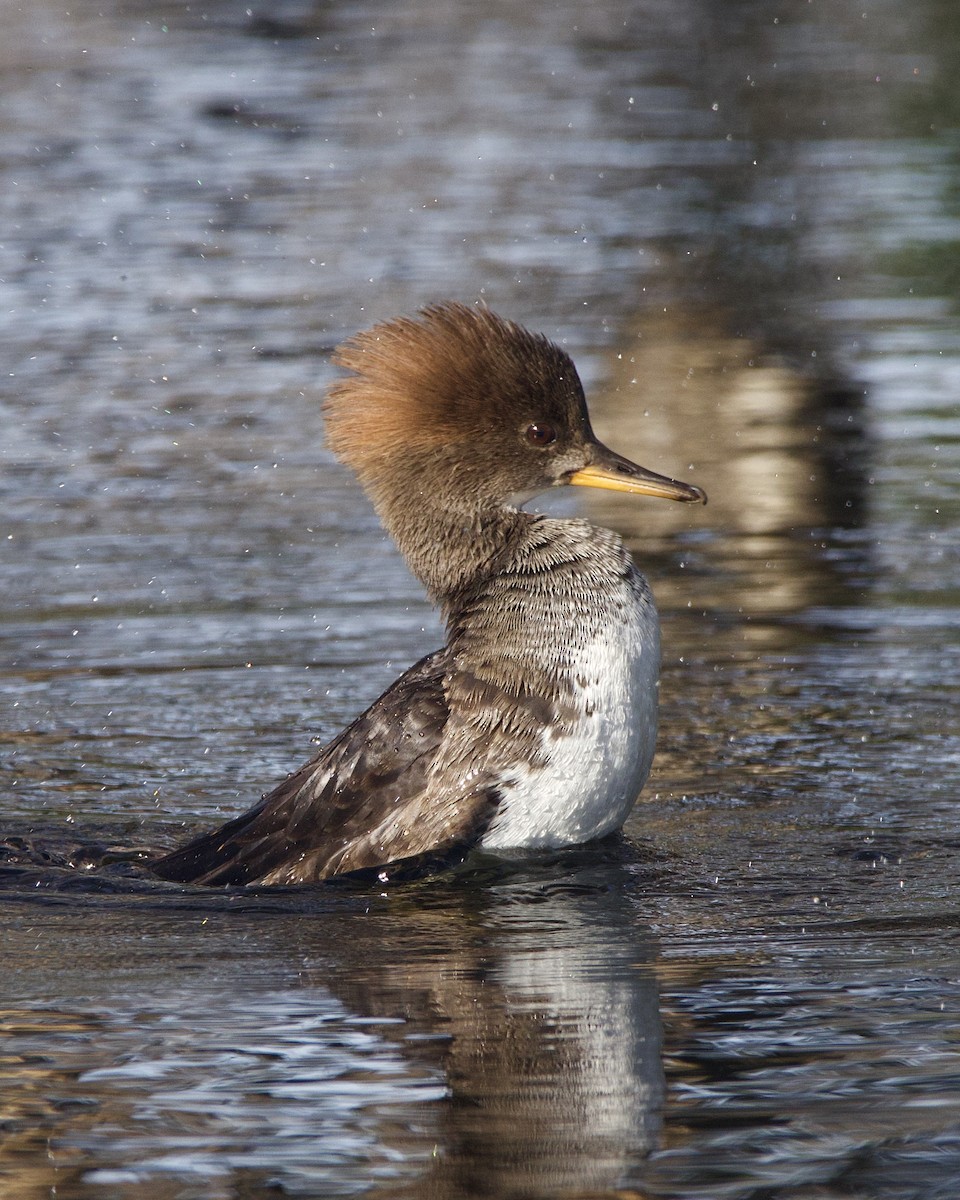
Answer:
1, 1, 959, 1197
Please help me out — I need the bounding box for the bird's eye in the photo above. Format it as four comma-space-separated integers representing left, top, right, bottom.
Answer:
525, 422, 557, 447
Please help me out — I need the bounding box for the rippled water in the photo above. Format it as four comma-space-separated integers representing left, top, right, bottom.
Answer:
2, 1, 959, 1197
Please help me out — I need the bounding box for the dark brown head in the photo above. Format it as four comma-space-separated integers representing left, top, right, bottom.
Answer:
324, 302, 706, 516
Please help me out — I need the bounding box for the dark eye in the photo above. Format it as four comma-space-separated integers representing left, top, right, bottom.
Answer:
525, 422, 557, 447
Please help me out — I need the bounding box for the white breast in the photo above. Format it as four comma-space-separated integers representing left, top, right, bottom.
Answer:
479, 587, 660, 851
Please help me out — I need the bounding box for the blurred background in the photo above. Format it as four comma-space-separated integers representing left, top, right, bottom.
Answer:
1, 2, 959, 1197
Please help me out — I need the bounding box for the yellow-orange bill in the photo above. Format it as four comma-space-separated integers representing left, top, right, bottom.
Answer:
569, 463, 706, 504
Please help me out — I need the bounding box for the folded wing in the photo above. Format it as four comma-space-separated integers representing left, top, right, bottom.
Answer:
152, 650, 500, 885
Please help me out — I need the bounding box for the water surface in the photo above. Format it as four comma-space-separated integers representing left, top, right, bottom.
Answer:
2, 1, 959, 1197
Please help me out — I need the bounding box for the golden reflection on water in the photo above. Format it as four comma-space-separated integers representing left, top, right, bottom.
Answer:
0, 1010, 105, 1200
585, 305, 869, 625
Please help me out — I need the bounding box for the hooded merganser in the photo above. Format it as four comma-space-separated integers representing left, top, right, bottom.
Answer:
153, 302, 705, 886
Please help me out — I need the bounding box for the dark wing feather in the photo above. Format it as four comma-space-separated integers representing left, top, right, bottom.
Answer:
153, 649, 499, 886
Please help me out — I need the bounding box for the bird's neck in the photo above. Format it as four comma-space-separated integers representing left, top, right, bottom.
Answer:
370, 479, 527, 611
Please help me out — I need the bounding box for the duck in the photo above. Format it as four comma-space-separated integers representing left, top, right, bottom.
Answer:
152, 302, 705, 886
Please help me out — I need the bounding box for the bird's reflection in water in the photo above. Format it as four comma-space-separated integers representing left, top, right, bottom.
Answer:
0, 846, 664, 1197
305, 858, 664, 1198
